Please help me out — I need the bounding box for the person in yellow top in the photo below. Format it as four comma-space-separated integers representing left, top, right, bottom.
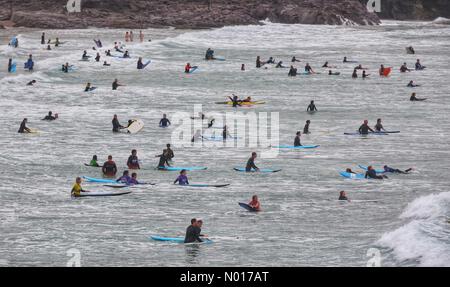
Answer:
71, 177, 86, 197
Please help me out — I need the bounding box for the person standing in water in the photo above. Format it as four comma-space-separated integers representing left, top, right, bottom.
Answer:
246, 152, 259, 172
159, 114, 171, 128
303, 120, 311, 134
338, 191, 348, 201
156, 149, 171, 169
307, 101, 317, 112
102, 155, 118, 177
127, 149, 140, 170
89, 155, 99, 167
352, 69, 358, 78
241, 64, 245, 71
42, 111, 56, 121
112, 79, 124, 90
174, 169, 189, 185
374, 119, 386, 132
71, 177, 86, 197
139, 31, 144, 42
184, 219, 203, 243
41, 32, 45, 45
358, 120, 374, 135
7, 58, 13, 73
125, 32, 130, 42
164, 144, 174, 161
130, 31, 134, 42
294, 131, 302, 147
112, 114, 125, 132
410, 92, 426, 101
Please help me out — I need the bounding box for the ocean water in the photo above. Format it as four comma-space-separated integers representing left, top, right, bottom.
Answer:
0, 20, 449, 267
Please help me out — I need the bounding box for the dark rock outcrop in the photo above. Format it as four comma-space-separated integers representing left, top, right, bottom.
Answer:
360, 0, 450, 20
1, 0, 381, 29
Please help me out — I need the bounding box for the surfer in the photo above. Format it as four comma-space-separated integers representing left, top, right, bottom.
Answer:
246, 152, 259, 172
407, 80, 420, 87
112, 114, 125, 132
54, 38, 60, 47
266, 57, 275, 64
184, 219, 203, 243
415, 59, 425, 70
123, 51, 130, 58
130, 31, 134, 42
116, 170, 131, 184
7, 59, 13, 73
27, 80, 36, 86
362, 70, 369, 78
288, 66, 297, 76
294, 131, 302, 147
303, 120, 311, 134
307, 100, 318, 112
365, 166, 388, 179
18, 118, 31, 133
127, 149, 140, 169
25, 55, 34, 71
328, 70, 339, 75
47, 45, 52, 51
400, 63, 411, 72
102, 155, 118, 177
346, 168, 356, 174
205, 48, 215, 60
137, 57, 144, 69
410, 92, 426, 101
156, 150, 171, 169
112, 79, 124, 90
128, 173, 141, 185
292, 56, 300, 63
338, 191, 348, 201
248, 195, 261, 211
164, 144, 174, 161
174, 169, 189, 185
159, 114, 171, 128
41, 32, 45, 45
374, 119, 386, 132
71, 177, 86, 197
105, 50, 112, 56
62, 62, 70, 73
207, 118, 215, 128
352, 69, 358, 78
184, 63, 192, 73
359, 120, 374, 135
276, 61, 286, 68
103, 61, 111, 66
383, 165, 412, 174
95, 53, 100, 62
305, 63, 314, 74
256, 56, 262, 68
355, 64, 366, 70
241, 64, 245, 71
89, 155, 99, 167
42, 111, 57, 121
406, 46, 415, 54
222, 125, 231, 140
82, 51, 89, 60
379, 64, 386, 76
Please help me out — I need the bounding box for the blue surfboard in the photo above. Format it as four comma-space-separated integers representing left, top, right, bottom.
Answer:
150, 235, 213, 244
339, 171, 365, 180
234, 168, 281, 173
272, 145, 319, 149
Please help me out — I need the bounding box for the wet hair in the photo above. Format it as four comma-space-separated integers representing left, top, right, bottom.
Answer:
191, 218, 197, 224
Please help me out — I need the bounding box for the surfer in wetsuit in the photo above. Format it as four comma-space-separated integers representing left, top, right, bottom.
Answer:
346, 168, 356, 174
305, 63, 314, 74
205, 48, 214, 60
374, 118, 386, 132
352, 69, 358, 78
95, 53, 100, 62
415, 59, 425, 70
25, 55, 34, 71
362, 70, 369, 78
27, 80, 36, 86
241, 64, 245, 71
62, 63, 69, 73
89, 155, 99, 167
156, 150, 171, 169
276, 61, 286, 68
159, 114, 171, 128
339, 191, 348, 201
246, 152, 259, 172
185, 63, 192, 73
379, 64, 386, 76
294, 131, 302, 147
105, 50, 112, 56
41, 33, 45, 45
18, 118, 31, 133
249, 195, 261, 211
383, 165, 412, 174
266, 57, 275, 64
292, 56, 300, 63
174, 169, 189, 185
84, 82, 96, 92
222, 125, 231, 141
137, 57, 144, 69
400, 63, 411, 73
407, 80, 420, 87
410, 92, 426, 101
123, 51, 130, 58
406, 46, 415, 54
112, 114, 125, 132
288, 66, 297, 76
303, 120, 311, 134
307, 100, 317, 112
8, 58, 13, 73
365, 166, 388, 179
102, 155, 118, 177
112, 79, 123, 90
127, 149, 140, 169
82, 51, 89, 60
116, 170, 131, 184
42, 111, 56, 121
256, 56, 262, 68
164, 144, 174, 161
358, 120, 374, 135
184, 219, 203, 243
207, 118, 215, 128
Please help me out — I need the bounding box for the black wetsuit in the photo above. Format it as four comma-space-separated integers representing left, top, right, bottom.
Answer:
95, 55, 100, 62
358, 124, 374, 135
165, 148, 174, 160
339, 196, 348, 201
43, 115, 55, 121
294, 136, 301, 147
18, 121, 28, 133
288, 67, 297, 77
62, 65, 69, 73
374, 123, 384, 132
303, 123, 310, 134
307, 104, 317, 112
159, 118, 171, 127
102, 161, 117, 176
157, 154, 170, 168
112, 118, 122, 132
184, 225, 202, 243
137, 60, 143, 69
245, 157, 258, 172
112, 82, 119, 90
8, 60, 12, 72
365, 169, 383, 179
41, 35, 45, 45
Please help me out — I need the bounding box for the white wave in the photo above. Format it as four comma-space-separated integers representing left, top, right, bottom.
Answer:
432, 17, 450, 25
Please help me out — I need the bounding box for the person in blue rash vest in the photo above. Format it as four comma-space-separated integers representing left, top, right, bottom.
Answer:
25, 55, 34, 71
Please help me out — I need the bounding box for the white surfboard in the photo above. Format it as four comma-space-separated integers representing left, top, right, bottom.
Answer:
126, 119, 144, 134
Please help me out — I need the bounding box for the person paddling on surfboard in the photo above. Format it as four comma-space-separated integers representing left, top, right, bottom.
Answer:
116, 170, 131, 184
184, 218, 203, 243
112, 114, 125, 132
246, 152, 259, 172
71, 177, 86, 197
102, 155, 118, 177
103, 61, 111, 66
127, 149, 140, 170
294, 131, 302, 147
89, 155, 99, 167
27, 80, 36, 86
365, 166, 388, 180
248, 195, 261, 211
159, 114, 171, 128
307, 100, 318, 112
174, 169, 189, 185
358, 120, 374, 135
18, 118, 31, 133
303, 120, 311, 134
346, 168, 357, 174
128, 173, 141, 185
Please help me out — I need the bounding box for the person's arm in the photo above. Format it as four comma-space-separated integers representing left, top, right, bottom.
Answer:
159, 119, 163, 126
174, 177, 179, 184
251, 161, 259, 171
365, 171, 369, 179
358, 125, 363, 134
368, 127, 375, 132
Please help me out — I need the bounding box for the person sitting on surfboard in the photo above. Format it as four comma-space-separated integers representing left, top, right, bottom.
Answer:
127, 149, 140, 170
246, 152, 259, 172
303, 120, 311, 134
159, 114, 171, 128
205, 48, 214, 60
174, 169, 189, 185
248, 195, 261, 211
339, 191, 348, 201
400, 63, 411, 73
307, 100, 318, 112
116, 170, 131, 184
407, 80, 420, 87
137, 57, 144, 69
112, 114, 125, 132
71, 177, 86, 197
82, 51, 90, 60
383, 166, 412, 174
184, 218, 203, 243
365, 166, 388, 180
294, 131, 302, 147
89, 155, 99, 167
185, 63, 192, 73
102, 155, 118, 177
358, 120, 374, 135
18, 118, 31, 133
305, 63, 314, 74
374, 119, 386, 132
415, 59, 425, 70
410, 92, 426, 101
42, 111, 57, 121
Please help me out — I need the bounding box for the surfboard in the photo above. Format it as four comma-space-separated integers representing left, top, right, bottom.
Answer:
381, 67, 392, 76
158, 166, 207, 171
82, 176, 118, 183
150, 235, 213, 244
344, 132, 389, 136
84, 163, 101, 168
214, 57, 226, 61
233, 168, 282, 173
339, 171, 365, 179
188, 66, 198, 73
272, 145, 319, 149
76, 190, 131, 197
10, 63, 17, 73
215, 101, 266, 106
178, 183, 230, 188
126, 119, 144, 134
239, 202, 258, 212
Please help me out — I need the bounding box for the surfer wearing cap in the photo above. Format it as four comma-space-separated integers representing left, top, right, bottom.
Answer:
358, 120, 374, 135
303, 120, 311, 134
174, 169, 189, 185
102, 155, 118, 177
248, 195, 261, 211
383, 166, 413, 174
307, 100, 318, 112
374, 119, 386, 132
184, 218, 203, 243
338, 191, 348, 201
18, 118, 31, 133
365, 166, 388, 180
71, 177, 86, 197
159, 114, 171, 128
294, 131, 302, 147
112, 114, 125, 132
127, 149, 140, 170
246, 152, 259, 172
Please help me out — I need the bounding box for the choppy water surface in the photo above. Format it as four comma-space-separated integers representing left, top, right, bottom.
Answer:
0, 21, 449, 266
